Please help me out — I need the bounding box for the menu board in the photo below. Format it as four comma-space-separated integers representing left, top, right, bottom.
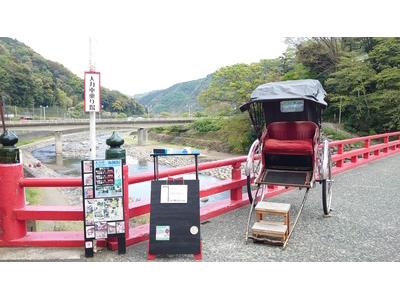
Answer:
81, 159, 126, 257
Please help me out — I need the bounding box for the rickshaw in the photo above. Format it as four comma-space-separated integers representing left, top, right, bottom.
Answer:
240, 79, 333, 246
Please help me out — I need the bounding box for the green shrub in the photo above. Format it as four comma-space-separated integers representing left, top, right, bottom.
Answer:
166, 125, 190, 134
151, 127, 167, 133
192, 118, 223, 133
193, 111, 206, 118
322, 127, 353, 141
150, 125, 189, 135
219, 114, 255, 153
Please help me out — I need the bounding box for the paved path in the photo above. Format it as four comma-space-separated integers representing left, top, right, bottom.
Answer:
1, 154, 399, 261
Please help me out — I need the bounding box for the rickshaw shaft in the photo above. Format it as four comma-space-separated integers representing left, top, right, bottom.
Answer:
283, 188, 310, 249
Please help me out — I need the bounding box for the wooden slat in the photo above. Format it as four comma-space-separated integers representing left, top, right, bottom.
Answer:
255, 201, 290, 214
252, 221, 287, 237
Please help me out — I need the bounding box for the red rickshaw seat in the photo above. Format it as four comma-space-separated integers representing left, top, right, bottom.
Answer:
264, 138, 313, 155
263, 121, 318, 156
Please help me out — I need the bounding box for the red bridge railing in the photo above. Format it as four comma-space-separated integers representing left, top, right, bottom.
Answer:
0, 131, 399, 249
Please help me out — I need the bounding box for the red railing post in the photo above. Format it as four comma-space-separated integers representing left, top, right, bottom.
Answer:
336, 143, 344, 167
0, 163, 27, 241
230, 162, 242, 201
398, 134, 400, 149
363, 139, 370, 160
383, 136, 389, 153
123, 165, 130, 238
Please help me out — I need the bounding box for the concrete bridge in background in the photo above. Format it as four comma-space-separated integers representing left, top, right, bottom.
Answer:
6, 118, 193, 131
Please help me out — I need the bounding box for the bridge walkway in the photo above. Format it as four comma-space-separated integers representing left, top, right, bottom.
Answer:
104, 153, 400, 262
0, 153, 399, 261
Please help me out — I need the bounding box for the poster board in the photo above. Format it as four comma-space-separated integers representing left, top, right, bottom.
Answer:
149, 179, 201, 256
81, 159, 126, 257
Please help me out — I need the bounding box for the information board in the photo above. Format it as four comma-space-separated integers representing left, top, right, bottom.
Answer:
148, 179, 201, 258
81, 159, 126, 257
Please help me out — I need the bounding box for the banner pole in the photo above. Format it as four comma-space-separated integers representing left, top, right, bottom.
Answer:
88, 37, 96, 160
90, 110, 96, 159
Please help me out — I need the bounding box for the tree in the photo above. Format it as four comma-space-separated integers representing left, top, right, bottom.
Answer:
0, 38, 145, 115
111, 99, 126, 112
325, 53, 376, 131
296, 38, 344, 83
368, 38, 400, 72
198, 59, 282, 114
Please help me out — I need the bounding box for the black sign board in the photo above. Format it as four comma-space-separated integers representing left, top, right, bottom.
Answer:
148, 149, 202, 260
81, 159, 126, 257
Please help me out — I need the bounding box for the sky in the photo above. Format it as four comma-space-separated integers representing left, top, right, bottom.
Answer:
1, 0, 399, 96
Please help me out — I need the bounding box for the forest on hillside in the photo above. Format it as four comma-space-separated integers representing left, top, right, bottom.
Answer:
135, 76, 211, 114
198, 38, 400, 135
0, 37, 144, 117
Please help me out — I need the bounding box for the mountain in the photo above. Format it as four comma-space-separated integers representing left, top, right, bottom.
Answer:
0, 37, 144, 115
135, 75, 211, 114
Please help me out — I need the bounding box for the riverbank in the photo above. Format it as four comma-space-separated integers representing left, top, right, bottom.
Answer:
20, 129, 241, 230
24, 130, 244, 180
21, 129, 243, 204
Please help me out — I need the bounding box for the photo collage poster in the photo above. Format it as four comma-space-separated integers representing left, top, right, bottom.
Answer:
82, 159, 126, 245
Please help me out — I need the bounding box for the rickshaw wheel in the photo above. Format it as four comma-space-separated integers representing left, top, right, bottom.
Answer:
321, 141, 333, 215
245, 139, 264, 205
246, 177, 265, 205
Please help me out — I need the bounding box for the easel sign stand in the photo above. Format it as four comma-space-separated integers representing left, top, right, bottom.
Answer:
81, 159, 126, 258
148, 148, 202, 261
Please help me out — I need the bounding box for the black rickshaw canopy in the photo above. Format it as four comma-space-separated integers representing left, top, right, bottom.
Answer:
240, 79, 327, 112
240, 79, 328, 138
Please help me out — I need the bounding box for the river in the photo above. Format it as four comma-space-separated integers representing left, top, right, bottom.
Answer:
32, 144, 230, 206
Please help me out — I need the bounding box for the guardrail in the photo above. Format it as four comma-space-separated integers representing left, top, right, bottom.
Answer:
0, 131, 399, 248
7, 118, 194, 128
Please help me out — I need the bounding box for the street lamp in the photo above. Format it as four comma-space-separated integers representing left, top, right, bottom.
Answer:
186, 104, 191, 118
40, 105, 48, 120
146, 105, 152, 118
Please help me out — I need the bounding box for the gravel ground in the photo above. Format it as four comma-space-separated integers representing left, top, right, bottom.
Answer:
93, 153, 399, 262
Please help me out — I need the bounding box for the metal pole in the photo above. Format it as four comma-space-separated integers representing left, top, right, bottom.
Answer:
0, 96, 6, 132
89, 37, 96, 160
90, 111, 96, 159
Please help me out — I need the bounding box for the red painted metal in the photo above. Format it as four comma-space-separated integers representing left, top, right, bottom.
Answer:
1, 131, 400, 249
336, 143, 344, 167
230, 162, 243, 201
0, 163, 27, 241
15, 206, 82, 221
127, 156, 247, 185
123, 165, 130, 237
21, 177, 81, 187
363, 139, 370, 160
201, 178, 247, 198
